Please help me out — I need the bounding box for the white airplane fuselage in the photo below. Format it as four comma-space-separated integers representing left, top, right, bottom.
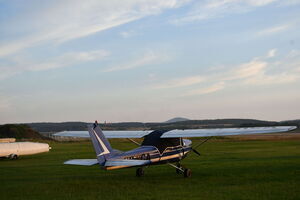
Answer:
0, 142, 51, 159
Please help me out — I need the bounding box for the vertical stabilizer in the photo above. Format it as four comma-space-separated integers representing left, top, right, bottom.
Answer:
88, 122, 113, 166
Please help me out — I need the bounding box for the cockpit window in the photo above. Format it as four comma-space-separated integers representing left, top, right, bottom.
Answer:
141, 130, 181, 153
156, 138, 181, 153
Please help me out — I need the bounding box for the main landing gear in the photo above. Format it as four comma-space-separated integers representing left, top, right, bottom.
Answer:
136, 167, 145, 177
136, 164, 192, 178
171, 163, 192, 178
9, 154, 18, 160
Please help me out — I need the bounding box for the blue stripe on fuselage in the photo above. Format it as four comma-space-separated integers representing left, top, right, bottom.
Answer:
149, 146, 192, 165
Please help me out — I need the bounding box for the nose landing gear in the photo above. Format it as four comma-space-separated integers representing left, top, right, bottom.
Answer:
170, 162, 192, 178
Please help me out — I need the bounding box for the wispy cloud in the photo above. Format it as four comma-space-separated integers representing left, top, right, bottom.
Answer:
224, 60, 267, 81
183, 82, 225, 96
103, 51, 168, 72
266, 48, 277, 58
151, 49, 300, 96
278, 0, 300, 6
0, 0, 187, 57
221, 51, 300, 86
0, 50, 109, 79
171, 0, 279, 24
244, 73, 298, 85
120, 30, 137, 38
29, 50, 110, 71
152, 75, 205, 89
255, 24, 291, 37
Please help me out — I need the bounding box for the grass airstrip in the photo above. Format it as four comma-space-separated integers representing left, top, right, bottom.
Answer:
0, 137, 299, 200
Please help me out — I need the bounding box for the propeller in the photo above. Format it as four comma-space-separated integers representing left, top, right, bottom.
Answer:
192, 148, 201, 156
191, 137, 213, 156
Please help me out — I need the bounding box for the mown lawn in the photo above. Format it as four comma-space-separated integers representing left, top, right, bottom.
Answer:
0, 138, 299, 200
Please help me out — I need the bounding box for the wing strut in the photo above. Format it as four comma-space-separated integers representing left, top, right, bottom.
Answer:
127, 138, 141, 146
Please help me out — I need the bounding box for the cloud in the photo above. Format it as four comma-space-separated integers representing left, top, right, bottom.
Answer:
152, 49, 300, 96
0, 50, 109, 79
286, 49, 300, 58
29, 50, 110, 71
171, 0, 278, 24
103, 51, 168, 72
0, 0, 187, 57
152, 75, 205, 89
120, 30, 137, 38
244, 73, 299, 85
221, 49, 300, 86
266, 49, 277, 58
183, 82, 225, 96
223, 60, 267, 81
278, 0, 300, 6
255, 24, 291, 37
223, 51, 299, 86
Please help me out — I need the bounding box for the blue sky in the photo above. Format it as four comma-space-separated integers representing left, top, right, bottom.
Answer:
0, 0, 299, 123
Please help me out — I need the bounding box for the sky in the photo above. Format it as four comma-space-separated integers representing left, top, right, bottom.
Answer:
0, 0, 300, 123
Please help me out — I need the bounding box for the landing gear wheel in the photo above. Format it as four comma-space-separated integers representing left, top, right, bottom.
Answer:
184, 168, 191, 178
9, 154, 18, 160
136, 168, 144, 177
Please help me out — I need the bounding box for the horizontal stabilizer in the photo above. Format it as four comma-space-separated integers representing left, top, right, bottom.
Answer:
64, 159, 98, 166
105, 159, 151, 167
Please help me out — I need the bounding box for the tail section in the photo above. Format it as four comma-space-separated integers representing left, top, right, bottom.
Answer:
88, 121, 113, 166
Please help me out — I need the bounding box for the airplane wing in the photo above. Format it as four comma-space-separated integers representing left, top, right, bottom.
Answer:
54, 126, 296, 139
64, 159, 98, 166
104, 159, 151, 167
54, 130, 152, 138
160, 126, 297, 138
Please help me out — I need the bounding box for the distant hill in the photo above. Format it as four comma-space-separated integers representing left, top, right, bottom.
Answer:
280, 119, 300, 124
0, 124, 46, 139
164, 117, 190, 123
27, 122, 89, 132
27, 122, 145, 132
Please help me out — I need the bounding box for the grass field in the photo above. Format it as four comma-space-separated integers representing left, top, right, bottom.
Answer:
0, 138, 299, 200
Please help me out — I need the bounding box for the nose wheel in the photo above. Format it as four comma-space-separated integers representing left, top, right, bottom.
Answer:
183, 168, 192, 178
170, 163, 192, 178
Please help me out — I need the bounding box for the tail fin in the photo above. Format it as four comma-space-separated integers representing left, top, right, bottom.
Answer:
88, 121, 113, 166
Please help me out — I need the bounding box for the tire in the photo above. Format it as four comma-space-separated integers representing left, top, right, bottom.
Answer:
10, 154, 18, 160
184, 168, 191, 178
136, 168, 144, 177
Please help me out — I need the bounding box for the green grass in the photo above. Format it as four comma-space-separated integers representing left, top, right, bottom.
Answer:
0, 139, 299, 200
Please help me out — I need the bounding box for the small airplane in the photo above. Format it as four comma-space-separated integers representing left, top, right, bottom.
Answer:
0, 140, 51, 160
57, 121, 296, 178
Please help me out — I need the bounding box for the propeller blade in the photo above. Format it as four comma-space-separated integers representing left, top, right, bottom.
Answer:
192, 148, 201, 156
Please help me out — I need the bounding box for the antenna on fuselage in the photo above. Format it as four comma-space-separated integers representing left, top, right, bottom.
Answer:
93, 120, 98, 128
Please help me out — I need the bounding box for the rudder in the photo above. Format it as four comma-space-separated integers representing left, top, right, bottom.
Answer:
88, 121, 113, 166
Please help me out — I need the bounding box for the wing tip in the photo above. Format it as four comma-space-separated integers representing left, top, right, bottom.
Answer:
289, 126, 297, 131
